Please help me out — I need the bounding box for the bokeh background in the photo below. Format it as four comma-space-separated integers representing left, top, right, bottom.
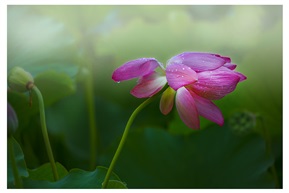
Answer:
8, 5, 282, 188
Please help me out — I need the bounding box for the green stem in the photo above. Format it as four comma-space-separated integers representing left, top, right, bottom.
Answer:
76, 8, 99, 170
102, 94, 159, 188
8, 137, 23, 188
84, 70, 98, 170
32, 86, 59, 181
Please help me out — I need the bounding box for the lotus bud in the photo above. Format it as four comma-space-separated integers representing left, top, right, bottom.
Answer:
8, 67, 34, 92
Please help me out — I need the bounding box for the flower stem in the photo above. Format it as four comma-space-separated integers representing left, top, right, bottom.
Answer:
84, 70, 98, 170
32, 86, 59, 181
102, 94, 159, 188
8, 137, 23, 188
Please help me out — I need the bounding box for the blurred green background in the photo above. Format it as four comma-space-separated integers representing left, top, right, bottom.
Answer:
7, 5, 282, 188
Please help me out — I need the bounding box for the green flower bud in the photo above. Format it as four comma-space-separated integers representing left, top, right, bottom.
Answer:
8, 67, 34, 92
8, 103, 18, 137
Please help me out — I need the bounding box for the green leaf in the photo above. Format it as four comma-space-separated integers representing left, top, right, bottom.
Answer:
28, 162, 68, 182
8, 137, 29, 188
34, 70, 75, 107
45, 90, 131, 170
100, 126, 275, 188
23, 166, 125, 188
107, 180, 127, 189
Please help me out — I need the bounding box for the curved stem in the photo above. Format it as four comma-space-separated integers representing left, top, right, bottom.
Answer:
8, 137, 23, 188
102, 94, 160, 188
32, 86, 59, 181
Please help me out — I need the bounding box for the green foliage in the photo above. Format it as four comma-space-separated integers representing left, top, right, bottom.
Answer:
107, 180, 128, 189
100, 126, 275, 188
23, 166, 125, 188
7, 136, 126, 188
34, 70, 76, 106
44, 91, 170, 170
28, 162, 68, 182
8, 137, 29, 188
44, 90, 130, 170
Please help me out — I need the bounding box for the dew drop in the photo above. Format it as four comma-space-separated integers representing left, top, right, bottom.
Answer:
182, 67, 185, 70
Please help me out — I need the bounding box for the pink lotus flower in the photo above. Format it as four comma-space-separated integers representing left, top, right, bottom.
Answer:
112, 52, 246, 129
